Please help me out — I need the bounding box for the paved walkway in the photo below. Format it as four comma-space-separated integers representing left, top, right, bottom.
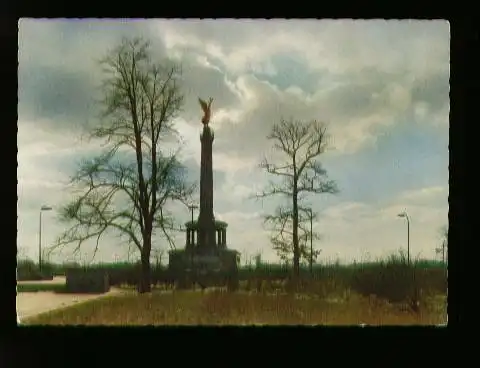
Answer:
17, 277, 125, 322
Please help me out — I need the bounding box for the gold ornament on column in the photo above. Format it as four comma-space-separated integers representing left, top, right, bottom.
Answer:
198, 97, 213, 125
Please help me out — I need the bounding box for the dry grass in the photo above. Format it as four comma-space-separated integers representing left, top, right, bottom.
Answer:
24, 289, 446, 326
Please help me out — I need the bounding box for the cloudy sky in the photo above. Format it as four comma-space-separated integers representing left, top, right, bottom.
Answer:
17, 19, 450, 265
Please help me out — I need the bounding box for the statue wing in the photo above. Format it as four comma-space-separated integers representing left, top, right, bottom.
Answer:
198, 98, 208, 112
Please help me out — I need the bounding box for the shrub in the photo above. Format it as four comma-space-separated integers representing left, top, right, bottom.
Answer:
17, 283, 67, 293
66, 268, 110, 293
347, 252, 446, 303
17, 259, 54, 281
349, 262, 415, 303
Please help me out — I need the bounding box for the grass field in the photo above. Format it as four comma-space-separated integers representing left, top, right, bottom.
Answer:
23, 288, 446, 326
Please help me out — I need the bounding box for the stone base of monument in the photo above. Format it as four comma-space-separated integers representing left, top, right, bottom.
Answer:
168, 248, 239, 291
65, 268, 110, 294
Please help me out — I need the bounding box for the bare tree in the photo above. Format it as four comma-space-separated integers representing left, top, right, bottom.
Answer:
151, 248, 165, 268
436, 225, 448, 265
256, 118, 338, 281
53, 37, 195, 293
264, 206, 322, 267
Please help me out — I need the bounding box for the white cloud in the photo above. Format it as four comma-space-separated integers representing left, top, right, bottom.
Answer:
398, 186, 447, 203
155, 19, 449, 76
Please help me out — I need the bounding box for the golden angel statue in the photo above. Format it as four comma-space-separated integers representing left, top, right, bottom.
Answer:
198, 97, 213, 125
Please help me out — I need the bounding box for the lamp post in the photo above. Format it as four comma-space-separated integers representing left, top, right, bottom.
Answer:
187, 204, 198, 224
39, 205, 53, 273
397, 211, 410, 265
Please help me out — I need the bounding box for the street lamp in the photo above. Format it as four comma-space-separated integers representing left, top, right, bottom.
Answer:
39, 205, 53, 273
397, 211, 410, 265
187, 203, 198, 224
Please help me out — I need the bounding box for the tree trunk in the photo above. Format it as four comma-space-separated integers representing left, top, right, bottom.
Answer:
292, 187, 300, 282
138, 240, 152, 293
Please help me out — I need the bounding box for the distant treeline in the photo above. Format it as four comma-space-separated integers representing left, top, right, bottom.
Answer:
17, 255, 447, 303
18, 256, 446, 281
